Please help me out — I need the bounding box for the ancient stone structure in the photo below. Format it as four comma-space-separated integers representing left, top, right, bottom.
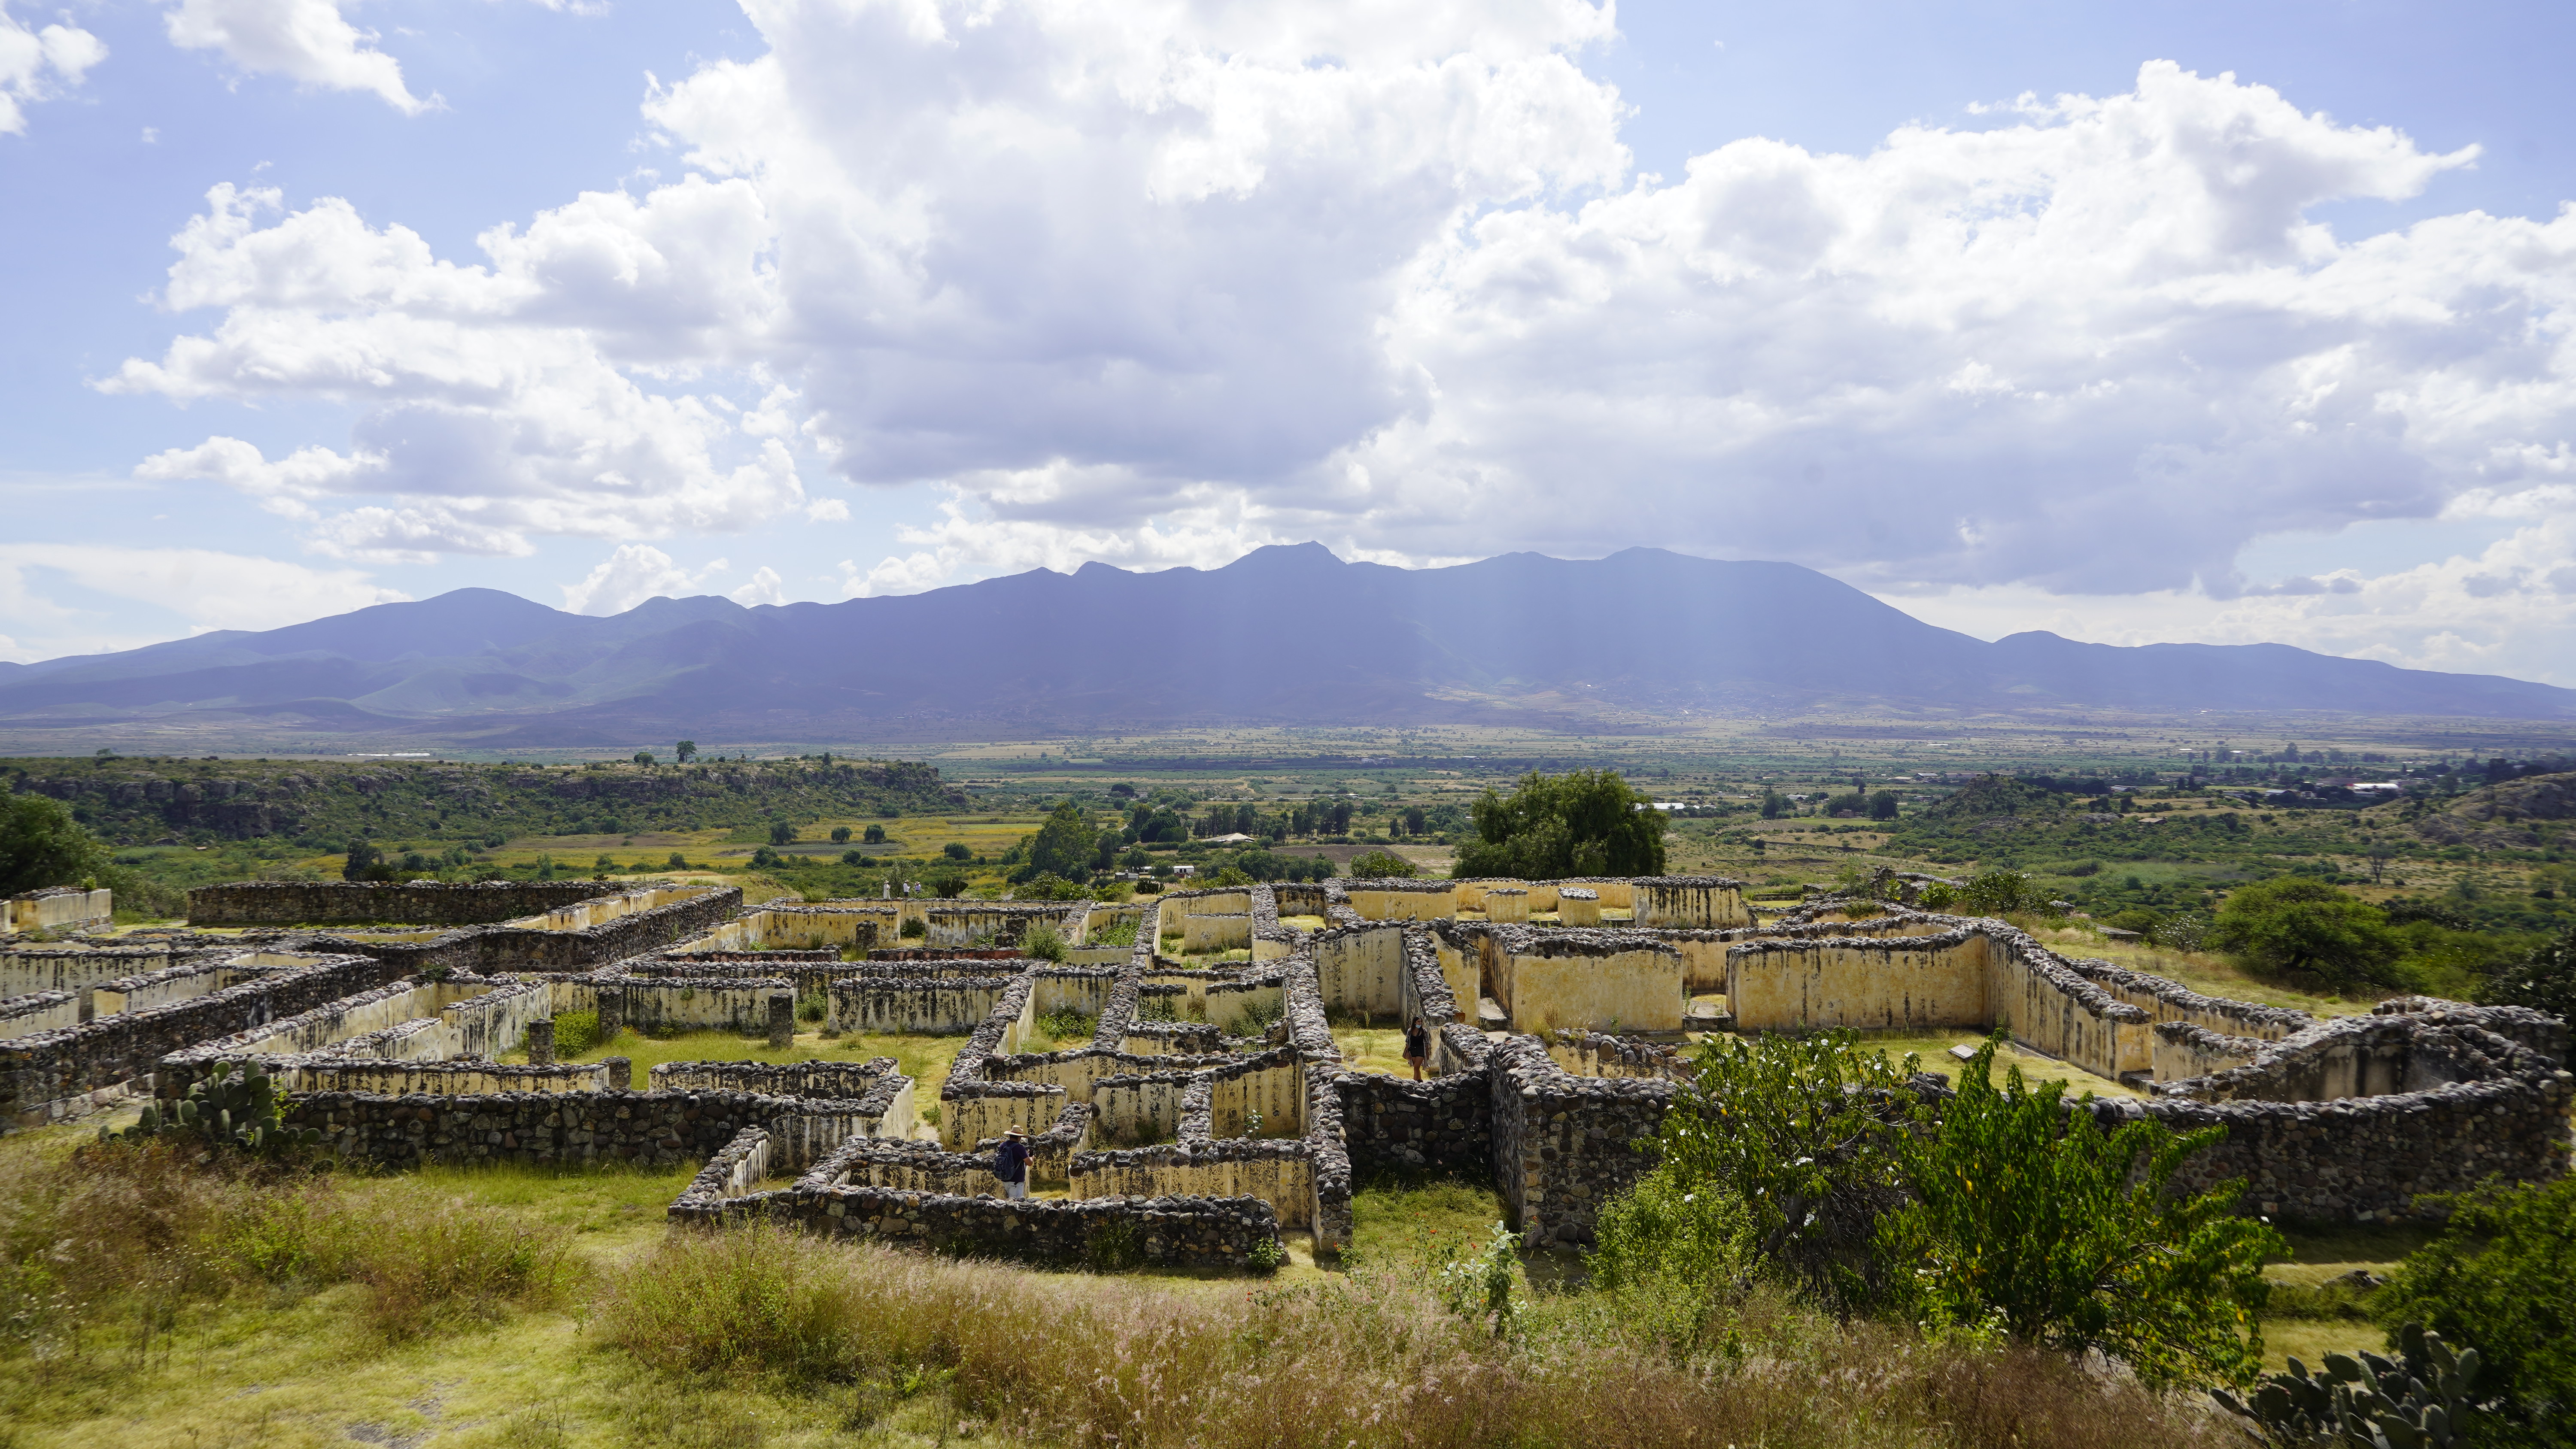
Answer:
9, 864, 2566, 1270
4, 887, 113, 936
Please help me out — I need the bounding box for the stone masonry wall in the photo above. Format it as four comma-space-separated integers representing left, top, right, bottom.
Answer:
188, 880, 620, 926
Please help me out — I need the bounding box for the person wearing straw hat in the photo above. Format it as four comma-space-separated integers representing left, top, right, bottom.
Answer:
994, 1125, 1031, 1200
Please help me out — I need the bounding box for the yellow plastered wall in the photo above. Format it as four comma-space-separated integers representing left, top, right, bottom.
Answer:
1432, 939, 1478, 1020
1071, 1152, 1316, 1229
1206, 982, 1284, 1032
1504, 947, 1684, 1034
1207, 1061, 1305, 1137
1479, 889, 1529, 923
1181, 914, 1252, 953
1666, 938, 1731, 994
1725, 939, 1990, 1034
1315, 926, 1406, 1018
1557, 892, 1601, 927
1091, 1074, 1190, 1142
1346, 888, 1455, 922
2154, 1031, 2260, 1082
1987, 942, 2145, 1077
1633, 882, 1749, 928
942, 1085, 1064, 1149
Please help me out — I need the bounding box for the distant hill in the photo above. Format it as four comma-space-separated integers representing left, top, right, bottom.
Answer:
0, 545, 2568, 746
2415, 772, 2576, 849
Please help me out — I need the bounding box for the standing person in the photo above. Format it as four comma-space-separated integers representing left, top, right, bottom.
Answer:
1403, 1014, 1430, 1082
994, 1125, 1030, 1200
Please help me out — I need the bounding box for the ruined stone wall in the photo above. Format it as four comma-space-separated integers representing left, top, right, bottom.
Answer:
187, 880, 618, 926
829, 976, 1015, 1035
3, 952, 404, 1125
0, 991, 81, 1037
285, 1088, 801, 1168
6, 888, 114, 935
1631, 877, 1751, 929
1337, 1070, 1492, 1179
687, 1185, 1279, 1270
616, 977, 790, 1035
1486, 1035, 1672, 1249
1312, 924, 1407, 1019
87, 960, 252, 1017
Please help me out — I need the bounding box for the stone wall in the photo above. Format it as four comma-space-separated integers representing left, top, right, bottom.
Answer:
683, 1185, 1280, 1270
1486, 1035, 1674, 1249
0, 991, 81, 1038
3, 952, 403, 1126
186, 880, 618, 926
1070, 1141, 1317, 1226
285, 1088, 827, 1169
1336, 1070, 1492, 1178
6, 887, 114, 935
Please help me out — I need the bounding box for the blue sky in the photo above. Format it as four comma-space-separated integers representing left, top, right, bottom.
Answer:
4, 0, 2574, 684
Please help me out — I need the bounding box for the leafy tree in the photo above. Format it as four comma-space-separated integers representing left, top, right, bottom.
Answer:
840, 849, 865, 866
862, 823, 887, 845
1875, 1034, 2280, 1388
1454, 769, 1666, 879
1760, 787, 1789, 820
769, 821, 798, 846
1026, 801, 1098, 880
943, 841, 973, 862
0, 792, 110, 895
340, 837, 395, 882
2374, 1173, 2576, 1440
1868, 790, 1899, 821
674, 740, 698, 762
1645, 1030, 1918, 1309
831, 826, 853, 844
633, 751, 656, 765
2208, 876, 2407, 990
2478, 923, 2576, 1023
1347, 849, 1417, 879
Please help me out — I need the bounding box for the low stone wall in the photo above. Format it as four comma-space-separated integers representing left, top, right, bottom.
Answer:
2372, 997, 2570, 1063
1487, 1034, 1674, 1249
469, 885, 741, 971
286, 1088, 821, 1169
268, 1058, 608, 1095
186, 880, 618, 926
615, 977, 790, 1035
2154, 1021, 2262, 1081
1337, 1070, 1492, 1178
1, 940, 214, 998
3, 952, 404, 1126
1071, 1140, 1317, 1227
88, 959, 252, 1018
0, 991, 81, 1038
5, 888, 114, 935
685, 1185, 1280, 1270
830, 976, 1017, 1034
1630, 876, 1752, 929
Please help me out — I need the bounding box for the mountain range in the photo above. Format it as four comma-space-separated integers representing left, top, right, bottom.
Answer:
1, 545, 2568, 745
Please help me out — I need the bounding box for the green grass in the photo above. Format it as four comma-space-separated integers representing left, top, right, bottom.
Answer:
1333, 1027, 1417, 1077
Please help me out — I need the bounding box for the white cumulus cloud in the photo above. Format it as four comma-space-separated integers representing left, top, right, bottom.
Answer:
103, 3, 2576, 679
164, 0, 434, 114
0, 3, 106, 135
0, 543, 407, 657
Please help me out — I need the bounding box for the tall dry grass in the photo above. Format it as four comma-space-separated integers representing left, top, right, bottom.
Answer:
0, 1138, 580, 1353
599, 1224, 2237, 1449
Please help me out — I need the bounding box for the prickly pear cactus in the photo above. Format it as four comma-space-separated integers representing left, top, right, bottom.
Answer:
97, 1059, 325, 1157
2213, 1323, 2485, 1449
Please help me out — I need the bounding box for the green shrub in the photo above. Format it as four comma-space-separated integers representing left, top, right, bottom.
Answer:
899, 917, 927, 939
2209, 876, 2409, 991
2215, 1323, 2489, 1448
1021, 921, 1067, 963
795, 992, 827, 1025
551, 1009, 602, 1056
1347, 849, 1417, 879
1586, 1169, 1757, 1357
1646, 1029, 1917, 1309
2375, 1174, 2576, 1440
1874, 1033, 2281, 1388
1036, 1006, 1095, 1042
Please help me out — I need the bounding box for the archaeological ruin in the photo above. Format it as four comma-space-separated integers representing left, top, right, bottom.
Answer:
3, 870, 2567, 1267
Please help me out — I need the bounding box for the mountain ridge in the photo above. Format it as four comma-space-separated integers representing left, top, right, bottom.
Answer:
1, 546, 2567, 743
